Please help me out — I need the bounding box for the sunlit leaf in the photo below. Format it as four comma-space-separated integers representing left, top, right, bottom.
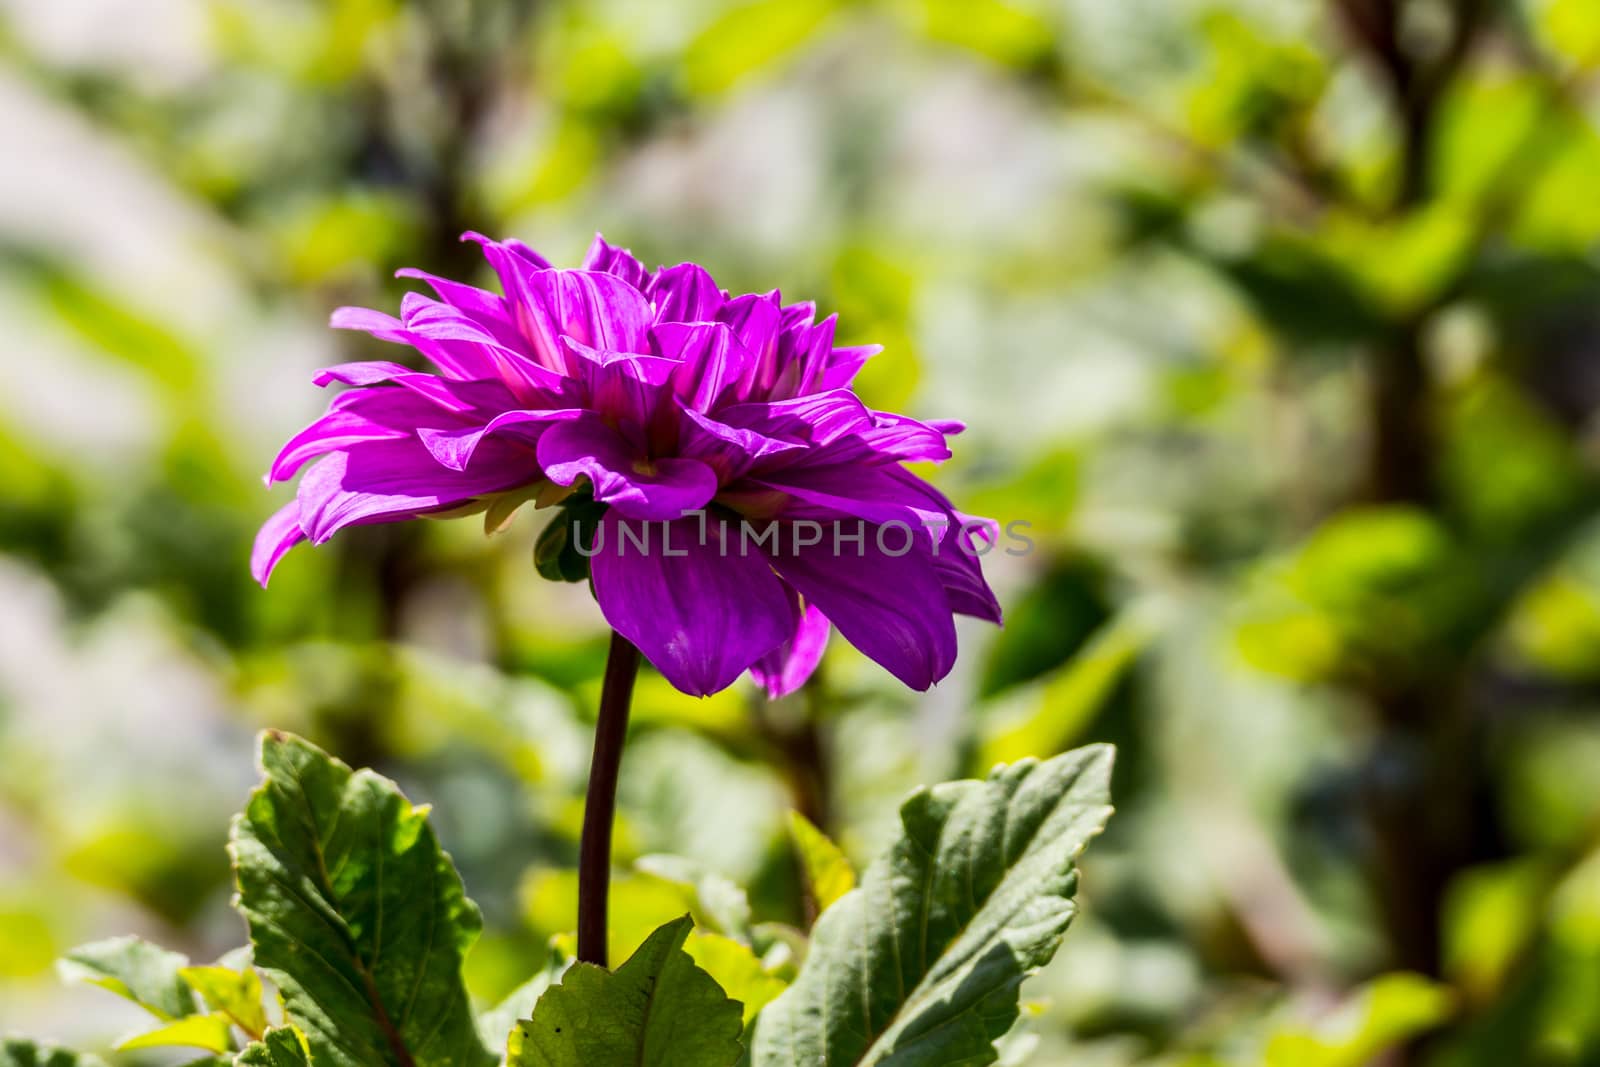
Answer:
786, 811, 855, 915
181, 963, 268, 1041
116, 1014, 235, 1054
237, 1028, 313, 1067
749, 745, 1114, 1066
57, 936, 197, 1021
507, 916, 744, 1067
231, 731, 495, 1067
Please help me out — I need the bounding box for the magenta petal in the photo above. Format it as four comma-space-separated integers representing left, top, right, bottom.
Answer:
753, 463, 947, 528
396, 268, 510, 324
521, 269, 655, 364
592, 514, 795, 696
767, 523, 958, 690
649, 263, 725, 323
679, 408, 804, 482
536, 418, 717, 521
252, 501, 307, 587
816, 344, 882, 391
268, 393, 427, 483
581, 234, 650, 291
749, 602, 830, 699
654, 322, 752, 412
805, 411, 954, 465
417, 408, 583, 471
561, 337, 679, 426
463, 230, 553, 272
715, 390, 873, 445
296, 438, 535, 543
312, 360, 417, 388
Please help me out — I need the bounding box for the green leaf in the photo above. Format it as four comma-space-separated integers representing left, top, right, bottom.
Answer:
0, 1039, 104, 1067
117, 1014, 235, 1054
786, 812, 856, 915
508, 916, 744, 1067
57, 935, 197, 1020
749, 745, 1115, 1067
181, 964, 268, 1039
236, 1029, 313, 1067
230, 731, 495, 1067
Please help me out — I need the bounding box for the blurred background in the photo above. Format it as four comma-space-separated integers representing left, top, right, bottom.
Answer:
2, 0, 1599, 1062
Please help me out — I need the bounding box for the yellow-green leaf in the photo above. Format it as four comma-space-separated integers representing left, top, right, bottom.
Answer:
180, 964, 267, 1040
116, 1013, 235, 1054
786, 812, 855, 915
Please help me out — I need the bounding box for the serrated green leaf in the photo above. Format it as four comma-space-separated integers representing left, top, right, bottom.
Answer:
750, 745, 1115, 1067
786, 812, 856, 915
181, 964, 268, 1040
58, 935, 197, 1020
236, 1028, 312, 1067
507, 916, 744, 1067
0, 1039, 105, 1067
117, 1013, 235, 1054
230, 731, 495, 1067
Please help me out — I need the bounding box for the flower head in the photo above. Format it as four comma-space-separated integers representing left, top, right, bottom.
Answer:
255, 234, 1000, 696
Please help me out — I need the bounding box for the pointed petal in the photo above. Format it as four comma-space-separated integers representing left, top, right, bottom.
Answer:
268, 390, 437, 483
581, 234, 650, 290
714, 390, 873, 446
749, 602, 830, 699
296, 438, 535, 543
767, 523, 957, 690
252, 501, 307, 586
653, 321, 752, 412
816, 344, 882, 391
592, 514, 796, 696
417, 407, 584, 471
649, 263, 725, 323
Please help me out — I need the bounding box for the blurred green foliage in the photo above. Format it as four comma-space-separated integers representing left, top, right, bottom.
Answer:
2, 0, 1600, 1063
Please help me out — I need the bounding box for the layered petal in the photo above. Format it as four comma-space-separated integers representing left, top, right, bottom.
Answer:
649, 263, 725, 323
537, 417, 717, 520
592, 513, 796, 696
417, 407, 583, 471
267, 388, 440, 483
749, 601, 830, 699
767, 522, 958, 690
296, 436, 536, 544
654, 322, 752, 413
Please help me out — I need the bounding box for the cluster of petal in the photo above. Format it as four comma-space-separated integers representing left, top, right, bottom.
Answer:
255, 233, 1000, 696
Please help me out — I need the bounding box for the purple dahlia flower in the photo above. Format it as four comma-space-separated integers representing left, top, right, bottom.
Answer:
255, 233, 1000, 697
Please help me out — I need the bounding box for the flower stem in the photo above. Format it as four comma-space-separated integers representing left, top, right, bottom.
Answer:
577, 630, 641, 968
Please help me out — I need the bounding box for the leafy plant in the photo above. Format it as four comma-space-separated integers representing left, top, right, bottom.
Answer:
28, 733, 1112, 1066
